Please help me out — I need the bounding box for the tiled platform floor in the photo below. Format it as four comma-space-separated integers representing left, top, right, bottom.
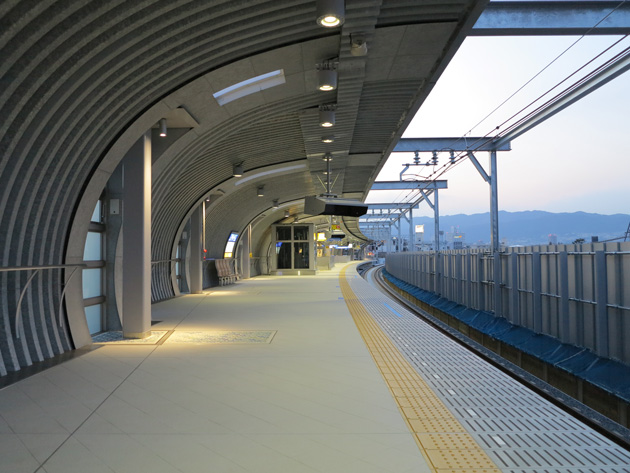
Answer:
0, 264, 430, 473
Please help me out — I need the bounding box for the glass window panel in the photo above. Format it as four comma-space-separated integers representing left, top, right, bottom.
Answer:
276, 242, 291, 269
294, 242, 309, 269
85, 304, 102, 335
276, 226, 291, 241
83, 232, 102, 261
293, 226, 309, 241
91, 201, 101, 223
82, 268, 102, 299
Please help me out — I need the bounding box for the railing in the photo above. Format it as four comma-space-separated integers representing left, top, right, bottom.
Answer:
386, 241, 630, 364
0, 264, 87, 339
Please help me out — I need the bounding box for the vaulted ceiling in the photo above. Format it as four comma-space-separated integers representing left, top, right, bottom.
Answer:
0, 0, 488, 275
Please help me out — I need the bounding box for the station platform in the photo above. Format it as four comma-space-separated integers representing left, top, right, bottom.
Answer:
1, 262, 629, 472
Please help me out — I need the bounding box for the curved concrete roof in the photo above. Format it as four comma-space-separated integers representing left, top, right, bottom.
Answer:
0, 1, 487, 374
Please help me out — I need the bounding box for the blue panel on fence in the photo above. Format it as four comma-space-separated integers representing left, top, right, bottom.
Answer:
382, 269, 630, 401
500, 326, 532, 346
583, 359, 630, 398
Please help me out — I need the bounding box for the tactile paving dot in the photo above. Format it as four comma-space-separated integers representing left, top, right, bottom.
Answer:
426, 449, 497, 469
434, 469, 502, 473
392, 386, 440, 398
408, 418, 466, 433
416, 433, 480, 450
387, 377, 430, 389
403, 405, 454, 419
395, 395, 446, 408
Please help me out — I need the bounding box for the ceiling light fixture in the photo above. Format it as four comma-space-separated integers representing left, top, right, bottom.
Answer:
232, 163, 243, 177
272, 199, 279, 209
322, 153, 333, 162
159, 118, 167, 137
316, 0, 345, 28
322, 135, 334, 143
257, 186, 265, 197
319, 106, 336, 128
317, 62, 337, 91
284, 210, 290, 218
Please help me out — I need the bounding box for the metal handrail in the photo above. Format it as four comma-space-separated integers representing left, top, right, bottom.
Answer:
151, 258, 181, 264
0, 264, 87, 339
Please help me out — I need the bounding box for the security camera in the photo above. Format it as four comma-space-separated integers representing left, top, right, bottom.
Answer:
350, 34, 367, 56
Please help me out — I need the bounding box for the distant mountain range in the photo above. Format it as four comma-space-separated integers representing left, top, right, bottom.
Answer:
404, 211, 630, 246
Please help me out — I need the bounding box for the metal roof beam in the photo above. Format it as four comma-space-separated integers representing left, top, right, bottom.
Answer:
371, 180, 448, 190
394, 138, 511, 152
360, 216, 400, 221
472, 1, 630, 36
367, 203, 420, 209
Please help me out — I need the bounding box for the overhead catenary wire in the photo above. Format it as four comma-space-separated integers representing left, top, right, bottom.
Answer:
363, 3, 630, 237
465, 0, 629, 137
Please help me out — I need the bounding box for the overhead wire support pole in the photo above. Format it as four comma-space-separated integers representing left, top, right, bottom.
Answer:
467, 150, 500, 255
434, 188, 441, 295
490, 150, 500, 253
490, 149, 502, 318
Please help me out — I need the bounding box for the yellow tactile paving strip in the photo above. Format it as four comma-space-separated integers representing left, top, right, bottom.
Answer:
340, 266, 502, 473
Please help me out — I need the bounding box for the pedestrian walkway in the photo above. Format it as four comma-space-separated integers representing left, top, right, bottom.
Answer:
0, 263, 429, 473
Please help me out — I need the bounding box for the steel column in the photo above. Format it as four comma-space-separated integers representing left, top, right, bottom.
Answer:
490, 150, 500, 252
510, 252, 519, 324
477, 252, 484, 311
493, 253, 502, 318
559, 250, 570, 341
532, 251, 542, 332
434, 189, 440, 252
595, 250, 609, 357
409, 207, 414, 251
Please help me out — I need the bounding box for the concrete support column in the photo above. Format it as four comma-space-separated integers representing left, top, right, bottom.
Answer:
122, 132, 151, 339
242, 225, 251, 279
189, 205, 203, 294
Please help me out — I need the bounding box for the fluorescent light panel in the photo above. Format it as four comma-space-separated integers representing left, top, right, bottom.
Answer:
234, 164, 307, 186
213, 70, 285, 106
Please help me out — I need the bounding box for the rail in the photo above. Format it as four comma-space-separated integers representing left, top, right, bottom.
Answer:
0, 264, 87, 339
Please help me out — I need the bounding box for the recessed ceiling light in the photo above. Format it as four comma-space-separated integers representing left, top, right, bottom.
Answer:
316, 0, 345, 27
